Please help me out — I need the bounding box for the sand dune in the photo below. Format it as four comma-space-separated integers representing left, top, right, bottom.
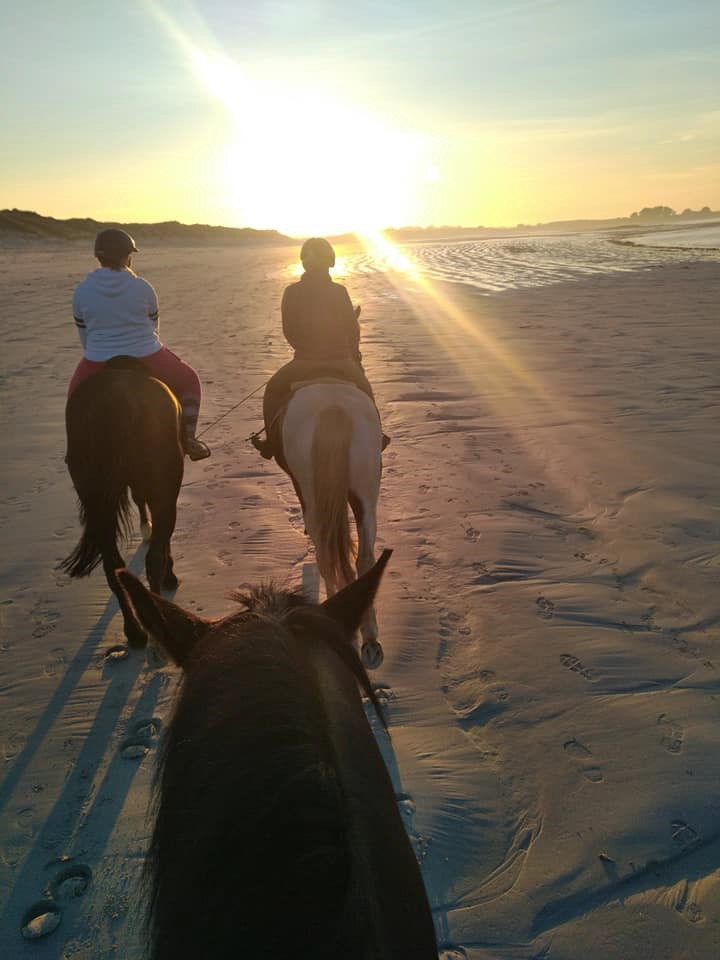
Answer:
1, 243, 719, 958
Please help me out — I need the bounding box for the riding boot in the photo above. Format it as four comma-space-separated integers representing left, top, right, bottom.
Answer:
181, 411, 211, 461
251, 433, 274, 460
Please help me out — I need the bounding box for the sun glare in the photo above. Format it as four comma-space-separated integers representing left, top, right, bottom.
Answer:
146, 4, 429, 236
219, 95, 425, 236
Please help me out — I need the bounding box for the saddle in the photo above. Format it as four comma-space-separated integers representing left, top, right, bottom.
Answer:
104, 355, 150, 375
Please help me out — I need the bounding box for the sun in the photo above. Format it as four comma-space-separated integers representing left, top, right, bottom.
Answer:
221, 117, 420, 236
153, 21, 426, 235
213, 80, 425, 236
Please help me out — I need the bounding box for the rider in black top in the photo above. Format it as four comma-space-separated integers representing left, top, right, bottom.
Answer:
253, 238, 389, 459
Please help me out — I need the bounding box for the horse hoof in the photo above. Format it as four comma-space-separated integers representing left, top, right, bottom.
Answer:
140, 521, 153, 541
163, 573, 179, 591
361, 641, 384, 670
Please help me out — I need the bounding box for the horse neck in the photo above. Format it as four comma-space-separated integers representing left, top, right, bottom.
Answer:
301, 638, 437, 959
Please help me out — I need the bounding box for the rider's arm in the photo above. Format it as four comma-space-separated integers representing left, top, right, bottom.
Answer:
338, 286, 361, 361
148, 286, 159, 332
281, 285, 300, 349
72, 289, 87, 350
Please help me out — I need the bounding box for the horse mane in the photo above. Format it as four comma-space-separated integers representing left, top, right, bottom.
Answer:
144, 590, 385, 960
228, 584, 385, 726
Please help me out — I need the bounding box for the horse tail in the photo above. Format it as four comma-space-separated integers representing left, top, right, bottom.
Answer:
62, 417, 133, 579
311, 405, 355, 589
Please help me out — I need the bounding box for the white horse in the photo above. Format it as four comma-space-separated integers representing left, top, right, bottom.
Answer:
281, 380, 384, 668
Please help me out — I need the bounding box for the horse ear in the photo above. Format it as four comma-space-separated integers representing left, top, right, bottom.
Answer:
322, 549, 392, 636
115, 568, 211, 667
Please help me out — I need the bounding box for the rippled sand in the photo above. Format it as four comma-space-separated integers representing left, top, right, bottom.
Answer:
345, 231, 720, 291
1, 241, 719, 958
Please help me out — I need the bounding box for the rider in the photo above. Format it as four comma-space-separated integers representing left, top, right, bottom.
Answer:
252, 237, 389, 459
68, 229, 211, 461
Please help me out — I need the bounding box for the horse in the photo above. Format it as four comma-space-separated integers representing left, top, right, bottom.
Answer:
62, 357, 184, 647
115, 550, 438, 960
277, 379, 384, 669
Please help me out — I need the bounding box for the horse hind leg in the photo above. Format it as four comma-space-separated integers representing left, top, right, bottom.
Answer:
146, 497, 179, 593
350, 492, 383, 670
304, 505, 338, 599
102, 548, 147, 648
131, 486, 152, 541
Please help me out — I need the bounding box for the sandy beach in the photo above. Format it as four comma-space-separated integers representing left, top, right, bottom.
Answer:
1, 240, 719, 958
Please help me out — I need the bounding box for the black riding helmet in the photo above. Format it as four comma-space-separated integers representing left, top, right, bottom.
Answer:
300, 237, 335, 270
94, 228, 138, 259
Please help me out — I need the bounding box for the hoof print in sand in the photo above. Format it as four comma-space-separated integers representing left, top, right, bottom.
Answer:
560, 653, 594, 681
671, 820, 698, 848
535, 596, 555, 619
361, 640, 384, 670
371, 684, 395, 707
21, 901, 61, 940
564, 739, 603, 782
50, 863, 91, 900
104, 645, 129, 664
657, 714, 684, 754
396, 793, 416, 821
685, 902, 705, 924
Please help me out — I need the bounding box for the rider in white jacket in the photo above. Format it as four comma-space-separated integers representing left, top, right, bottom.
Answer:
69, 229, 210, 460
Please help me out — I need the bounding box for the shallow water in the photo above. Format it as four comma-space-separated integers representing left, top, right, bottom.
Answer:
343, 232, 720, 293
626, 223, 720, 249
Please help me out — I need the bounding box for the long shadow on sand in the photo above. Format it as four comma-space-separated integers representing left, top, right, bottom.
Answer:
0, 545, 166, 956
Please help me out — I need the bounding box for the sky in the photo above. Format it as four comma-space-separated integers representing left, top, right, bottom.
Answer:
1, 0, 719, 235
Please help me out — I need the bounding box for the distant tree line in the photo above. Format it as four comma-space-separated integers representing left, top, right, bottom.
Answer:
629, 205, 715, 222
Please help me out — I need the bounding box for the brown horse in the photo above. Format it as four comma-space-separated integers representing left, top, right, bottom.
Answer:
62, 357, 184, 647
116, 550, 438, 960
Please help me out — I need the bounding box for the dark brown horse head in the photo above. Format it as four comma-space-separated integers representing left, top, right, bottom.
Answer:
110, 549, 440, 960
115, 548, 392, 670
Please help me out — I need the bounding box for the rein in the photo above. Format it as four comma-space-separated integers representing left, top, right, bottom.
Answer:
195, 379, 268, 440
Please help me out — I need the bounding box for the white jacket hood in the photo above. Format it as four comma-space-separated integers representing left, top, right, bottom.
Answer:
84, 267, 140, 298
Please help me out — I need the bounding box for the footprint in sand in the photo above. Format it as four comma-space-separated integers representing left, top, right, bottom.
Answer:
657, 713, 684, 754
535, 596, 555, 620
371, 684, 395, 707
560, 653, 594, 681
31, 605, 61, 639
120, 717, 161, 760
564, 738, 603, 782
671, 820, 698, 848
685, 901, 705, 924
43, 646, 66, 678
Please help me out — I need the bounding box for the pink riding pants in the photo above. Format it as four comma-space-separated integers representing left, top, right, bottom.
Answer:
68, 347, 202, 410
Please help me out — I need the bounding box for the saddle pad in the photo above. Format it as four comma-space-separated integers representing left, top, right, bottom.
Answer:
289, 376, 360, 393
